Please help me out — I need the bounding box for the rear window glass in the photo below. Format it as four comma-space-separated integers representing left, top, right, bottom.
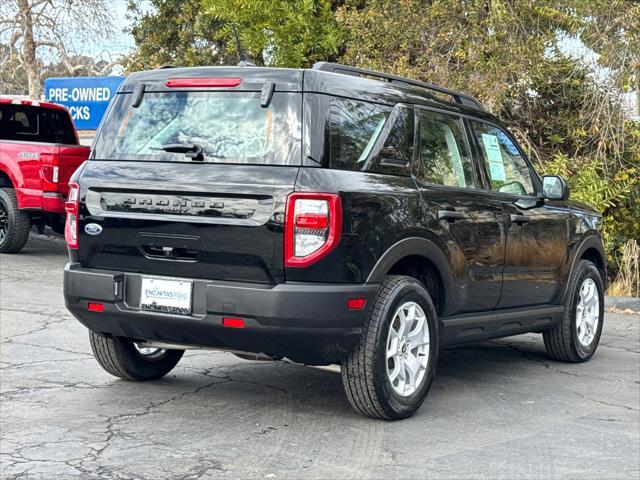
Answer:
329, 98, 391, 171
92, 91, 302, 165
0, 104, 76, 144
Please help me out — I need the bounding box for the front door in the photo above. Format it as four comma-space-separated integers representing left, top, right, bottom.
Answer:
469, 120, 569, 308
414, 108, 505, 314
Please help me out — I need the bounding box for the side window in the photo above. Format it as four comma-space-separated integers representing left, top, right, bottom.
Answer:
415, 110, 476, 188
471, 121, 534, 195
329, 98, 391, 171
39, 110, 76, 144
0, 106, 39, 140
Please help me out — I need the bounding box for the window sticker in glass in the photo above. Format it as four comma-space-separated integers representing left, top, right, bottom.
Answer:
481, 133, 506, 182
472, 121, 534, 195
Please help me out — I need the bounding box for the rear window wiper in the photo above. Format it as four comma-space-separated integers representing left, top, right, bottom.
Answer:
151, 143, 204, 161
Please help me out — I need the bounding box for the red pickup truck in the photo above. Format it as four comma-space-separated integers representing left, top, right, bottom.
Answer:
0, 98, 89, 253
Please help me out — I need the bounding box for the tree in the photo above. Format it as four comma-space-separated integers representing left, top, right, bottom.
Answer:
336, 0, 639, 272
200, 0, 344, 67
126, 0, 344, 69
0, 0, 114, 98
125, 0, 232, 70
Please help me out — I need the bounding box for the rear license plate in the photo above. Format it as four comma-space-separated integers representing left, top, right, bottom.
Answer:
140, 277, 192, 315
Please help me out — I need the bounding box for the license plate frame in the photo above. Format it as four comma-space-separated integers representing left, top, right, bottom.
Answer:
140, 276, 193, 316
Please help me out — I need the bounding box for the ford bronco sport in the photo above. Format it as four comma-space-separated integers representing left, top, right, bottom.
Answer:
63, 63, 606, 419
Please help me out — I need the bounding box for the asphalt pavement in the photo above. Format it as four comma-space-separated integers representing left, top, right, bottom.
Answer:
1, 232, 639, 480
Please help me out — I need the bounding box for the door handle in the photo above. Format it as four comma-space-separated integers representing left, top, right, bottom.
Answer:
438, 210, 465, 222
510, 213, 531, 225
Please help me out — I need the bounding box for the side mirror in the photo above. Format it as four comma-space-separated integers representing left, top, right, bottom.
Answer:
542, 175, 569, 201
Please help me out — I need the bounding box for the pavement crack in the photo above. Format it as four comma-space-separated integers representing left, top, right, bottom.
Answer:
496, 341, 629, 383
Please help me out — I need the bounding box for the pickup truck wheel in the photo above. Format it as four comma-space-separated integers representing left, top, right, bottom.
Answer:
0, 188, 31, 254
89, 331, 184, 381
341, 275, 439, 420
543, 260, 604, 363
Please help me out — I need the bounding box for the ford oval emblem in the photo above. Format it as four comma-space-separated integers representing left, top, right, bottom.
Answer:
84, 223, 103, 235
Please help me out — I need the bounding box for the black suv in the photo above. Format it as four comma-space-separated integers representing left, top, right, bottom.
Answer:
63, 63, 606, 419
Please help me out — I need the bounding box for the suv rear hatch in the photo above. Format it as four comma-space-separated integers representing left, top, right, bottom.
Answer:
77, 69, 303, 284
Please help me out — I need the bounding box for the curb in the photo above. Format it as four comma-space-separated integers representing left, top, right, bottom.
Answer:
605, 296, 640, 311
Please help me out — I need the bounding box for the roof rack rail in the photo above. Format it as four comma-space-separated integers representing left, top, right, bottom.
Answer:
312, 62, 485, 111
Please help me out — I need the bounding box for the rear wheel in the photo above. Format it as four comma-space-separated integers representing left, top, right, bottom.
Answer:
543, 260, 604, 362
89, 331, 184, 381
341, 275, 439, 420
0, 188, 31, 253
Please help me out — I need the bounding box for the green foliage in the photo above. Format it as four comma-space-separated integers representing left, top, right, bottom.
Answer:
201, 0, 344, 67
543, 152, 639, 264
544, 154, 636, 212
126, 0, 232, 70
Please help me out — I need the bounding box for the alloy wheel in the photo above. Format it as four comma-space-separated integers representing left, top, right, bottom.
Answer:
385, 301, 430, 397
576, 278, 600, 347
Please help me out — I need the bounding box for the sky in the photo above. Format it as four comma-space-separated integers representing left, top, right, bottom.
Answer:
104, 0, 137, 55
90, 0, 147, 57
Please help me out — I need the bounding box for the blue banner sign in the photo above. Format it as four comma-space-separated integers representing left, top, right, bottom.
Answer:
44, 76, 125, 130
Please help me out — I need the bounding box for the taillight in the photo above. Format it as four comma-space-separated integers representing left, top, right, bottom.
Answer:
65, 182, 80, 249
284, 193, 341, 268
40, 153, 59, 191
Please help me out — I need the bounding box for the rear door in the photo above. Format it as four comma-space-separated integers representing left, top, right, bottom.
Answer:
414, 108, 505, 315
78, 83, 302, 284
469, 120, 569, 308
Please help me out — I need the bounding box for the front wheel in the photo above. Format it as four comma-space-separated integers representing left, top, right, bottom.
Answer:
543, 259, 605, 362
341, 275, 439, 420
89, 331, 184, 381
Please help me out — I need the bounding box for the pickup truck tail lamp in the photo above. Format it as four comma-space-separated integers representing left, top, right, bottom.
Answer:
64, 182, 80, 249
40, 153, 59, 192
285, 193, 341, 268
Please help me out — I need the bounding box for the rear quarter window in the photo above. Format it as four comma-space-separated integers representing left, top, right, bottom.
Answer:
329, 98, 391, 171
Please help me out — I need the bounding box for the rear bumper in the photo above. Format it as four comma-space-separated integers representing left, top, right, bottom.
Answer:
41, 192, 65, 213
15, 188, 65, 214
63, 263, 379, 365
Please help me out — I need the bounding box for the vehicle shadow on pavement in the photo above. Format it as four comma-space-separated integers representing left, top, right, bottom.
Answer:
11, 230, 68, 257
77, 334, 567, 421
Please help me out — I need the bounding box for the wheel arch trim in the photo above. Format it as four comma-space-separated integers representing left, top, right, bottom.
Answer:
564, 234, 607, 300
365, 236, 456, 315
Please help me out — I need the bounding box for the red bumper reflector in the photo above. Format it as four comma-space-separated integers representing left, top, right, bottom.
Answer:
165, 77, 242, 88
88, 302, 105, 312
222, 317, 245, 328
347, 298, 366, 310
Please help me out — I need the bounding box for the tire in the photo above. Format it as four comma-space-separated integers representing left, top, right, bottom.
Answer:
0, 188, 31, 253
341, 275, 439, 420
543, 260, 604, 362
89, 331, 184, 381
